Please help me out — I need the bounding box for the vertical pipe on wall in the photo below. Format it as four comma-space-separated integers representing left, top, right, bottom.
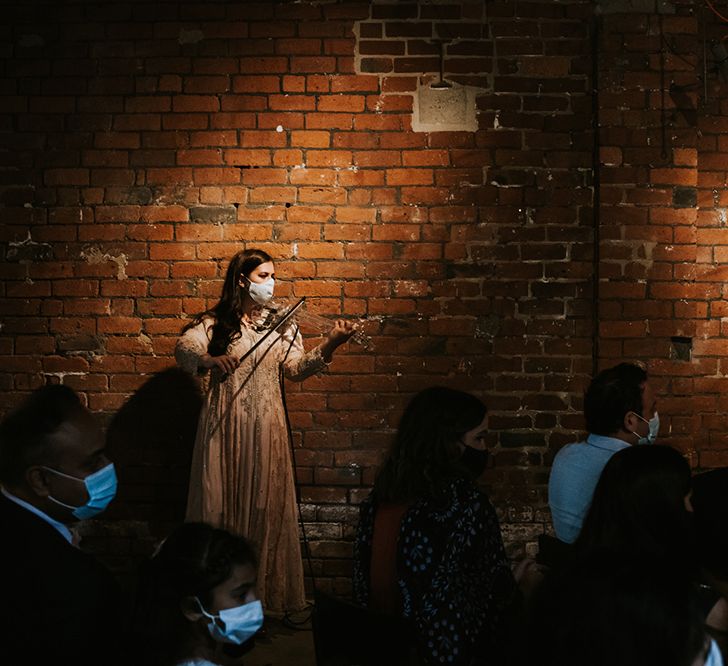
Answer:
591, 11, 601, 377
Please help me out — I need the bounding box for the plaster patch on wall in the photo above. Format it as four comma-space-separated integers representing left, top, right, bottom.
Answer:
81, 246, 128, 280
352, 4, 490, 134
6, 232, 53, 262
412, 82, 480, 133
43, 372, 87, 384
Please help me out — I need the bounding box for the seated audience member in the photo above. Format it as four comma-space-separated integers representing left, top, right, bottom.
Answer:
0, 384, 121, 666
133, 522, 262, 666
548, 362, 659, 543
527, 552, 723, 666
353, 387, 518, 666
574, 444, 696, 572
691, 468, 728, 656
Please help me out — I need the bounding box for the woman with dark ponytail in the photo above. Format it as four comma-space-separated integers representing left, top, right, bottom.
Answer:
176, 249, 355, 616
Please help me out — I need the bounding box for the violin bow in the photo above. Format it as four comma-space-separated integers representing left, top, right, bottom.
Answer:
206, 297, 306, 440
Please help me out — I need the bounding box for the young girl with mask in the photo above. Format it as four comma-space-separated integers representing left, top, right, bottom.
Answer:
133, 523, 262, 666
175, 248, 355, 617
353, 386, 518, 666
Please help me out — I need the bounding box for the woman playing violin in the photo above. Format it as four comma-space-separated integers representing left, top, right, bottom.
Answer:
175, 248, 356, 616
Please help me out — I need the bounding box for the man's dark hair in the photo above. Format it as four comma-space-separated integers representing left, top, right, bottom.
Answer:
0, 384, 86, 484
584, 363, 647, 435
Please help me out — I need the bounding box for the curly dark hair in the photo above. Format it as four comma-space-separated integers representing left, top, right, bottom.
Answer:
182, 248, 273, 357
133, 522, 258, 666
372, 386, 487, 503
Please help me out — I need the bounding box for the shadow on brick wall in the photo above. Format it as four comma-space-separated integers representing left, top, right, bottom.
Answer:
105, 367, 202, 525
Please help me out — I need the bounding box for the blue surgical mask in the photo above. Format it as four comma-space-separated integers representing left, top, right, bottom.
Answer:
631, 412, 659, 446
43, 463, 118, 520
195, 597, 263, 645
704, 638, 724, 666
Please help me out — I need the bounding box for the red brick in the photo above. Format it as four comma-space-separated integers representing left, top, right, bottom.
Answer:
649, 168, 697, 186
270, 150, 302, 168
338, 169, 385, 187
140, 205, 189, 222
290, 168, 337, 186
269, 95, 317, 111
248, 186, 297, 204
210, 112, 256, 130
146, 168, 194, 184
45, 169, 89, 186
193, 168, 241, 185
386, 168, 433, 186
298, 187, 347, 205
307, 150, 352, 167
172, 95, 220, 112
258, 111, 305, 130
353, 150, 401, 167
177, 149, 224, 165
305, 112, 354, 130
190, 131, 239, 147
317, 95, 365, 113
224, 149, 271, 166
291, 56, 337, 73
242, 168, 287, 185
353, 113, 403, 131
240, 130, 288, 147
239, 57, 289, 74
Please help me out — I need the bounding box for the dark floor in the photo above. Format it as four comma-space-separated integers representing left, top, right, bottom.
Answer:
246, 616, 316, 666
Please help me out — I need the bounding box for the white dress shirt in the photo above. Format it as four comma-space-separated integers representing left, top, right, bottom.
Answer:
1, 487, 73, 544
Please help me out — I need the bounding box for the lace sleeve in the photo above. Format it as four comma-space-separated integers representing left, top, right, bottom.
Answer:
175, 319, 212, 376
280, 325, 327, 381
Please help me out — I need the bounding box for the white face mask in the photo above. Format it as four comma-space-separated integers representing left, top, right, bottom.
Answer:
244, 276, 274, 305
632, 411, 659, 445
195, 597, 263, 645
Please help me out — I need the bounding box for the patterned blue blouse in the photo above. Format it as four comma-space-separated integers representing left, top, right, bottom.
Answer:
353, 477, 517, 665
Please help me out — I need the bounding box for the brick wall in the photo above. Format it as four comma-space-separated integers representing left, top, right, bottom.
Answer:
598, 0, 728, 471
2, 0, 595, 595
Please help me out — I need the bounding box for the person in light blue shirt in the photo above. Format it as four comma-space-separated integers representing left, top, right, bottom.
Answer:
548, 362, 659, 543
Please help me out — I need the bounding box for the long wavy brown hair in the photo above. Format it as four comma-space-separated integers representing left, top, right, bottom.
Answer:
182, 248, 272, 356
372, 386, 487, 503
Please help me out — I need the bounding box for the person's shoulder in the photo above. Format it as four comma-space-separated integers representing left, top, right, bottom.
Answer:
0, 495, 71, 552
196, 315, 216, 331
444, 477, 493, 508
181, 314, 215, 333
176, 660, 218, 666
551, 439, 589, 466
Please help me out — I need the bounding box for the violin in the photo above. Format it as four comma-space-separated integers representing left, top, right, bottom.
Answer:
256, 297, 374, 350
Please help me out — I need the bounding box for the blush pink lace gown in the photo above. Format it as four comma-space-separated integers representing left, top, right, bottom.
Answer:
175, 316, 326, 613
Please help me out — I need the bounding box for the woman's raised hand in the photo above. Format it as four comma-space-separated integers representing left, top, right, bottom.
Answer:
200, 353, 239, 375
327, 320, 358, 347
319, 320, 358, 363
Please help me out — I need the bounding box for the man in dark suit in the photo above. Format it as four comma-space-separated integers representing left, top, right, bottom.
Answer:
0, 384, 122, 666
